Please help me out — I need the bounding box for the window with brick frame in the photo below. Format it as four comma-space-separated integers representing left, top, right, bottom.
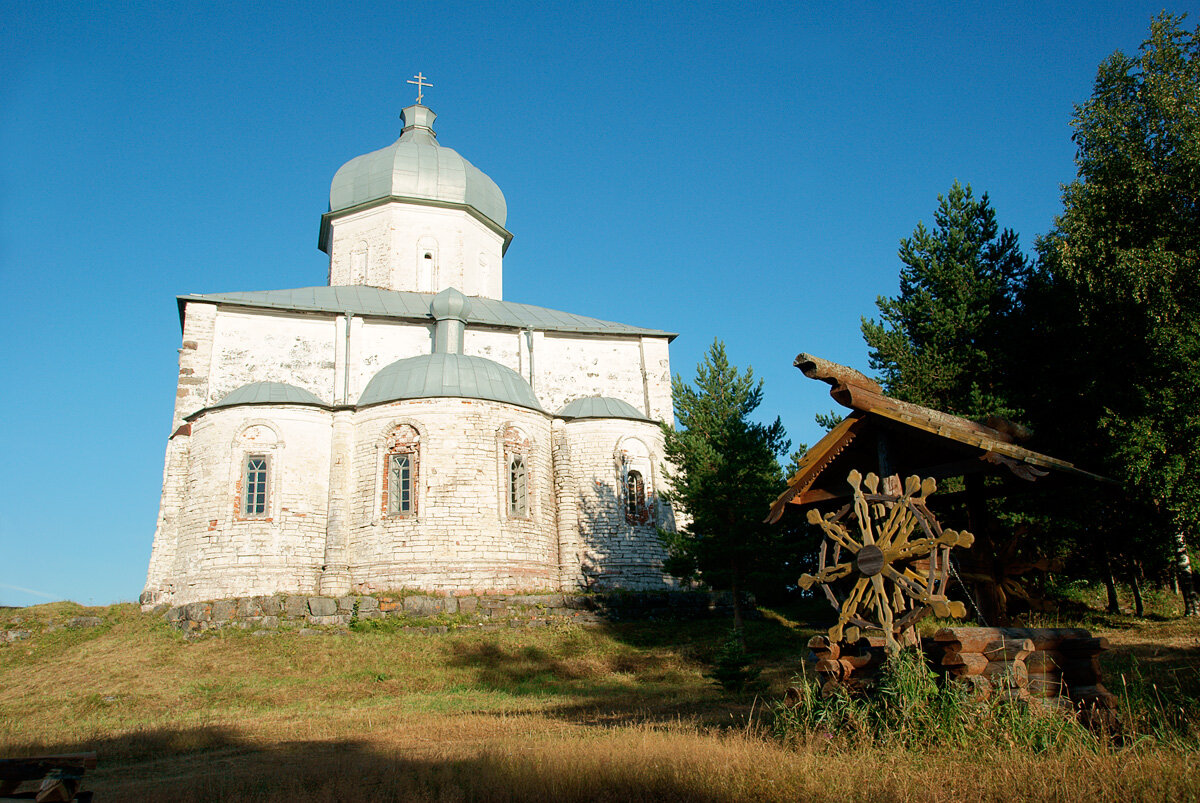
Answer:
388, 452, 415, 515
509, 454, 528, 517
243, 454, 270, 518
617, 436, 655, 527
502, 425, 531, 519
382, 424, 420, 518
625, 469, 649, 524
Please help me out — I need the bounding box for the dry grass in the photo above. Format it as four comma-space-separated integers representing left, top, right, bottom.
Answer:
1, 600, 1198, 801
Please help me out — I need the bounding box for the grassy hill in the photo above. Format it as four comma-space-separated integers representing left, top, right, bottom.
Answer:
1, 598, 1198, 801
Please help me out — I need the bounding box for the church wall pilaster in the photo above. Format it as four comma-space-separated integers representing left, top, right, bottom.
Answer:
320, 410, 355, 595
142, 434, 190, 605
640, 336, 675, 425
551, 419, 584, 591
172, 302, 218, 430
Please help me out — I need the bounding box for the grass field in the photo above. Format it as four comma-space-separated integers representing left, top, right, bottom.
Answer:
1, 596, 1198, 801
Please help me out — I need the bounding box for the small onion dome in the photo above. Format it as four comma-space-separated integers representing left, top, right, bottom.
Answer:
328, 104, 507, 228
557, 396, 651, 421
430, 286, 472, 322
211, 382, 326, 409
358, 353, 542, 412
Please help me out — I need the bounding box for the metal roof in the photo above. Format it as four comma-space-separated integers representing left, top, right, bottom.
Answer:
358, 353, 543, 411
211, 382, 326, 409
179, 286, 676, 340
328, 104, 507, 228
557, 396, 652, 421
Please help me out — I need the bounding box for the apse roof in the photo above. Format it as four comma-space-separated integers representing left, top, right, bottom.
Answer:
210, 381, 326, 409
557, 396, 652, 421
179, 286, 676, 339
358, 352, 543, 411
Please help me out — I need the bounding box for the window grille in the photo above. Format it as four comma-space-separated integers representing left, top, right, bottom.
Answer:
389, 452, 415, 516
509, 455, 528, 517
625, 469, 648, 524
244, 455, 269, 517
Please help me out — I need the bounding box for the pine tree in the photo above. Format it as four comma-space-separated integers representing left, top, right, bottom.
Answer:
659, 340, 791, 638
862, 181, 1029, 422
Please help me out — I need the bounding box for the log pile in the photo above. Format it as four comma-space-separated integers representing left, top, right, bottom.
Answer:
932, 628, 1034, 702
931, 627, 1119, 723
802, 627, 1118, 727
807, 632, 917, 696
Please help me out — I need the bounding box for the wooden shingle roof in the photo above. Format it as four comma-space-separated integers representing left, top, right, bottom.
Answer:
766, 353, 1108, 523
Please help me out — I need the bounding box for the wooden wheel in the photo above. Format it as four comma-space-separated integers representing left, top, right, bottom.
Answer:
799, 470, 974, 654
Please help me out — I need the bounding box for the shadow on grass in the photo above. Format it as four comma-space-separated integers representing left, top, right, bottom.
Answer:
436, 608, 820, 727
11, 726, 750, 802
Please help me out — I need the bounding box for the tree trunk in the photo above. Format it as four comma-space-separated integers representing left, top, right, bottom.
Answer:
1174, 531, 1200, 617
730, 563, 745, 647
1099, 547, 1120, 614
1130, 561, 1145, 618
964, 474, 1004, 625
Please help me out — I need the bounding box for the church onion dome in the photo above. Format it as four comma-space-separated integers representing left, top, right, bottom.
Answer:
557, 396, 652, 422
358, 353, 542, 412
210, 382, 326, 409
430, 286, 471, 321
328, 104, 507, 228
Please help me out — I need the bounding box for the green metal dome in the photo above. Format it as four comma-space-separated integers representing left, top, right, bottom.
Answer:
328, 105, 507, 227
358, 353, 542, 411
211, 382, 326, 409
557, 396, 651, 421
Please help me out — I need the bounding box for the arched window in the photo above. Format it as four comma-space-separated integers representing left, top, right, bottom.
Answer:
243, 455, 269, 517
625, 469, 647, 524
383, 424, 420, 518
417, 237, 438, 292
389, 453, 414, 515
235, 422, 280, 521
509, 455, 528, 517
501, 425, 531, 519
616, 436, 655, 527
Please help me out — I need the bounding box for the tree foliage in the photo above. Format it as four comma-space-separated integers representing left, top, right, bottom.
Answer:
659, 340, 793, 629
1033, 13, 1200, 609
862, 181, 1029, 421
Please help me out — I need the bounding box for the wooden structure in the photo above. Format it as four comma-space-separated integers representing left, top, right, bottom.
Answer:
799, 470, 974, 654
0, 753, 95, 802
800, 627, 1118, 725
769, 353, 1108, 625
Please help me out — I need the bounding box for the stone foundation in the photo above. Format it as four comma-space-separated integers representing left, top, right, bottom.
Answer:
156, 590, 740, 634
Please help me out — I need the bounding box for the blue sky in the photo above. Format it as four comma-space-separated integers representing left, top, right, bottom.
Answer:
0, 1, 1187, 606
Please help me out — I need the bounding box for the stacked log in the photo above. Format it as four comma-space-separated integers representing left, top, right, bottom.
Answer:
802, 627, 1117, 727
931, 628, 1034, 701
931, 627, 1118, 723
807, 634, 887, 696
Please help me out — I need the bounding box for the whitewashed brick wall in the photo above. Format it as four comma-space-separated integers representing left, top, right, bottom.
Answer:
208, 310, 337, 406
147, 300, 678, 605
326, 204, 506, 299
347, 399, 559, 594
554, 418, 675, 591
155, 406, 333, 603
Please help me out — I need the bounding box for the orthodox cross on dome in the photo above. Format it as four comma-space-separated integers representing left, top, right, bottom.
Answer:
407, 72, 433, 105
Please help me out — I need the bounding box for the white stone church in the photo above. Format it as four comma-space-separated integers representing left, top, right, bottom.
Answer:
142, 99, 679, 607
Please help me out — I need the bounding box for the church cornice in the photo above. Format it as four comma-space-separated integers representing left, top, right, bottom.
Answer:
318, 195, 513, 256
